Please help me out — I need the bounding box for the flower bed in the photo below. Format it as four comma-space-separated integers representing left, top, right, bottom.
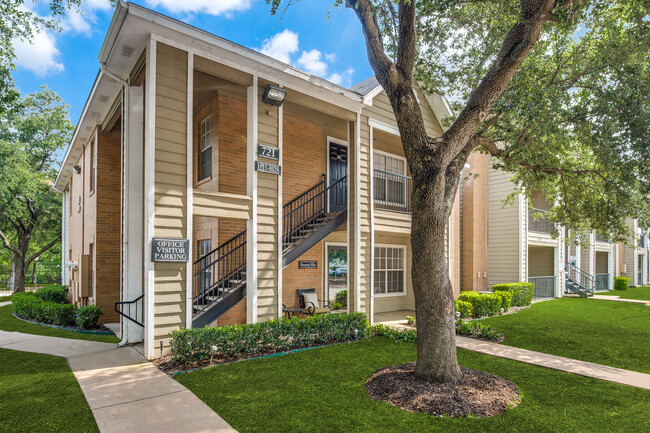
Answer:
11, 286, 104, 330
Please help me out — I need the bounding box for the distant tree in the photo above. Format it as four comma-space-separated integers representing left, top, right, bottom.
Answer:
0, 87, 74, 292
267, 0, 650, 382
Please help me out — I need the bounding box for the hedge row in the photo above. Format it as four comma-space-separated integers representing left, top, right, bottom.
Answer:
614, 277, 630, 291
12, 289, 103, 329
457, 291, 512, 318
371, 320, 502, 343
492, 282, 534, 306
169, 312, 369, 364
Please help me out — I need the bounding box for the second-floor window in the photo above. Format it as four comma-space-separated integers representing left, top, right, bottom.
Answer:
374, 151, 407, 206
199, 116, 212, 181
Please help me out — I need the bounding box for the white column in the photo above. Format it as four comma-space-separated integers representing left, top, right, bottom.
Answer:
143, 37, 157, 359
246, 76, 259, 324
276, 88, 283, 318
354, 113, 361, 314
61, 190, 69, 285
556, 228, 565, 297
122, 83, 144, 343
185, 52, 194, 328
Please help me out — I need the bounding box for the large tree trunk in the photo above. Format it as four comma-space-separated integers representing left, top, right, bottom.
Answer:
411, 175, 461, 382
12, 257, 27, 293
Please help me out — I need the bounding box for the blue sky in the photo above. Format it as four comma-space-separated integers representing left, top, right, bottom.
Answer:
12, 0, 373, 125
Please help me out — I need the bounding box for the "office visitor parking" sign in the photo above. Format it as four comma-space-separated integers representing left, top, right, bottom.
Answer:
151, 238, 190, 262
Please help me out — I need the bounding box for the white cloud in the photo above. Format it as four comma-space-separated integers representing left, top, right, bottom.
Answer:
13, 30, 64, 76
328, 68, 355, 87
64, 9, 92, 34
325, 53, 337, 62
145, 0, 251, 16
297, 49, 328, 76
63, 1, 113, 35
259, 29, 299, 64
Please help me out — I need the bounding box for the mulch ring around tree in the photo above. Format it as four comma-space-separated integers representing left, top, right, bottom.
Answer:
366, 362, 520, 418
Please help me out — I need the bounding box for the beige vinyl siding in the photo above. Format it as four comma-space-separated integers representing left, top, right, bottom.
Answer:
487, 160, 521, 286
153, 43, 188, 348
257, 86, 279, 321
362, 86, 446, 316
580, 245, 591, 272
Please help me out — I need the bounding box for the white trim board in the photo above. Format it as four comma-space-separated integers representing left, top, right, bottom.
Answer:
185, 52, 194, 329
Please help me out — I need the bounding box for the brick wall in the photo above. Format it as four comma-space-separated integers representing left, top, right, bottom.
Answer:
461, 152, 488, 291
282, 242, 324, 309
95, 123, 122, 323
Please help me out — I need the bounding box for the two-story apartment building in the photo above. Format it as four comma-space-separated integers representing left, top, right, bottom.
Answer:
55, 2, 460, 360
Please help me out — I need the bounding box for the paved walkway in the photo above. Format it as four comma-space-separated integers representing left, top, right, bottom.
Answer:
592, 295, 650, 305
0, 330, 236, 433
456, 336, 650, 390
0, 301, 11, 307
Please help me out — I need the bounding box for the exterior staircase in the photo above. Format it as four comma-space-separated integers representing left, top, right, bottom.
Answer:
565, 261, 595, 298
192, 175, 347, 327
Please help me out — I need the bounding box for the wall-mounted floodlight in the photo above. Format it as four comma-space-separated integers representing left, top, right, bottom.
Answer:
263, 84, 286, 107
73, 165, 81, 174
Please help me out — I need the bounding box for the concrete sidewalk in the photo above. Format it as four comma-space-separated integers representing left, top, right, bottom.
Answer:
0, 330, 236, 433
592, 295, 650, 305
456, 336, 650, 390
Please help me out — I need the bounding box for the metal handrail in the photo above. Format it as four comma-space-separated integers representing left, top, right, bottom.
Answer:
373, 169, 412, 213
565, 261, 595, 295
282, 175, 347, 250
528, 208, 553, 234
115, 294, 144, 327
192, 231, 247, 316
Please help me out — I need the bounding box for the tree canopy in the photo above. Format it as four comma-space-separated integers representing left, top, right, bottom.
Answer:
0, 87, 74, 291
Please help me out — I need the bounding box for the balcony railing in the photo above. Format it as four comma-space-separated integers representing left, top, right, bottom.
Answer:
595, 273, 609, 291
373, 169, 412, 213
528, 275, 556, 298
528, 208, 553, 234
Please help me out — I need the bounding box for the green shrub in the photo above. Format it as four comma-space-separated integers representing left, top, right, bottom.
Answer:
35, 286, 69, 304
492, 282, 534, 306
405, 315, 415, 325
458, 291, 502, 317
334, 290, 348, 308
330, 301, 343, 310
495, 291, 512, 312
12, 292, 76, 326
372, 320, 502, 343
11, 290, 102, 329
169, 312, 369, 364
76, 305, 103, 329
614, 277, 630, 291
454, 300, 473, 318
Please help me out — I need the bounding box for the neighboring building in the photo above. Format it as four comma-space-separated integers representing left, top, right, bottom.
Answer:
460, 153, 566, 299
620, 219, 649, 287
54, 3, 459, 360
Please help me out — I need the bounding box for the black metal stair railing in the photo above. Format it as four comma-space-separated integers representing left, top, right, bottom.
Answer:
192, 230, 247, 317
282, 175, 347, 251
565, 261, 595, 297
115, 294, 144, 327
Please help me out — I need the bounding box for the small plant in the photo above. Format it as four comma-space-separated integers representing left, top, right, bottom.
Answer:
614, 277, 630, 291
405, 315, 415, 325
330, 301, 343, 310
335, 290, 348, 308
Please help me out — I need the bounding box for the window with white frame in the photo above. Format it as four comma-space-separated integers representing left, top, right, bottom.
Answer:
374, 151, 407, 206
199, 116, 212, 181
374, 246, 406, 295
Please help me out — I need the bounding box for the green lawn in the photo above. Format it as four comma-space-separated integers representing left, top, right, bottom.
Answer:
0, 295, 12, 302
175, 337, 650, 433
0, 348, 99, 432
0, 304, 120, 343
481, 298, 650, 373
599, 285, 650, 300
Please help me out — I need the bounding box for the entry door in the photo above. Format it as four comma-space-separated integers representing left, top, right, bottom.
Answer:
328, 142, 347, 212
327, 245, 348, 307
